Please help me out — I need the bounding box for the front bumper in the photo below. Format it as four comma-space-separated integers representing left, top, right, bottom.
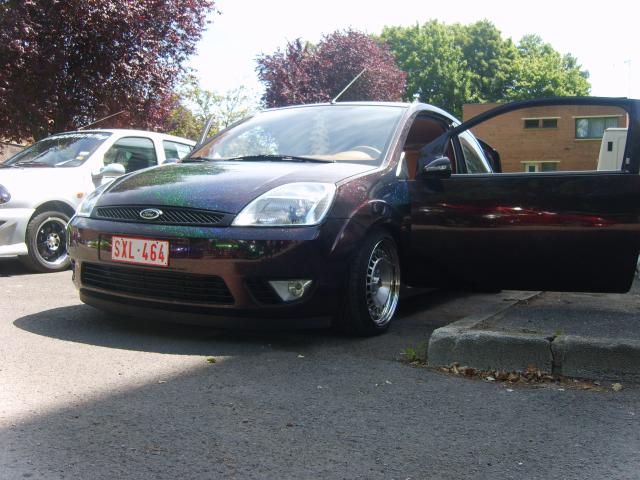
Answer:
0, 207, 33, 257
68, 216, 358, 326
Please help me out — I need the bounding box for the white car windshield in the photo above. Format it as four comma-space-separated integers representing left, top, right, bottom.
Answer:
3, 132, 112, 168
190, 105, 406, 166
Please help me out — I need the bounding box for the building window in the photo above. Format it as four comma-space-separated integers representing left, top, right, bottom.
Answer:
522, 161, 559, 172
575, 117, 619, 139
523, 118, 558, 129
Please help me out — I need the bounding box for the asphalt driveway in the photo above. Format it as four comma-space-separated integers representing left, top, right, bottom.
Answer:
1, 260, 639, 479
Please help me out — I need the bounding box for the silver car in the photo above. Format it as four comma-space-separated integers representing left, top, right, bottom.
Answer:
0, 129, 195, 272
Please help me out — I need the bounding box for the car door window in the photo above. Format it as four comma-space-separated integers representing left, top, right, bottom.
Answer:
103, 137, 157, 173
459, 132, 491, 173
163, 141, 193, 162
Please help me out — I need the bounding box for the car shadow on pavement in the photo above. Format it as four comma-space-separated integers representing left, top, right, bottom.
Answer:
7, 292, 638, 480
12, 289, 468, 358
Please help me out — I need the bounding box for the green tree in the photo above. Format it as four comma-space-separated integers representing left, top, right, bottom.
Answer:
168, 76, 257, 140
453, 20, 518, 104
381, 20, 590, 117
505, 34, 590, 100
381, 21, 468, 115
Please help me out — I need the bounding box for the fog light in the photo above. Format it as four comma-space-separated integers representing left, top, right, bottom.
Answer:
268, 280, 313, 302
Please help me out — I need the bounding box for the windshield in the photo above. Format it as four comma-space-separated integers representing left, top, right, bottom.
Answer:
190, 105, 406, 165
4, 132, 112, 168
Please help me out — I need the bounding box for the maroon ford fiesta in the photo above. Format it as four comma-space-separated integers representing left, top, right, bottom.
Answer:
67, 98, 640, 335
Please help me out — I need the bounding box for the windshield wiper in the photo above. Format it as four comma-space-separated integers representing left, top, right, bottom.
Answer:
13, 161, 55, 168
221, 154, 334, 163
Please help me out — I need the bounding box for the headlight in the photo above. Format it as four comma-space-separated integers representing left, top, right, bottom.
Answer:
232, 182, 336, 226
75, 183, 110, 217
0, 184, 10, 205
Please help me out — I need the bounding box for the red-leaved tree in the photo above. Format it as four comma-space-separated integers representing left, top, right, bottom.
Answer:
257, 30, 407, 108
0, 0, 216, 141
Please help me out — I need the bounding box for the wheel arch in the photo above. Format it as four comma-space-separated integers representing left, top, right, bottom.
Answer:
330, 199, 407, 265
31, 200, 76, 220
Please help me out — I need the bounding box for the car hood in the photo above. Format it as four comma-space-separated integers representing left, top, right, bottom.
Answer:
98, 161, 374, 213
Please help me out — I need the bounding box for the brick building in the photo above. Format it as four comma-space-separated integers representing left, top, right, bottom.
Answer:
462, 103, 628, 172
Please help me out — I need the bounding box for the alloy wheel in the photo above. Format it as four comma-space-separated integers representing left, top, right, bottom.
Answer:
34, 216, 68, 268
365, 239, 400, 326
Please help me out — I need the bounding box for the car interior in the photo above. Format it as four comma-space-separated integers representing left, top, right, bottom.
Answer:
103, 137, 158, 173
402, 115, 456, 179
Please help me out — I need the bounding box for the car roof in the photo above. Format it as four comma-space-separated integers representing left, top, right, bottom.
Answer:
263, 101, 409, 112
260, 101, 459, 123
49, 129, 196, 145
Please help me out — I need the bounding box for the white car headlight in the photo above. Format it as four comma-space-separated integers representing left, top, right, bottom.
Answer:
75, 183, 110, 217
232, 182, 336, 227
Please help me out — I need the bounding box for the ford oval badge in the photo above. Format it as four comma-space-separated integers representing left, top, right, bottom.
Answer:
139, 208, 163, 220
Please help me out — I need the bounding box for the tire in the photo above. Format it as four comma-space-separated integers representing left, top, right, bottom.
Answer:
20, 210, 71, 273
337, 229, 401, 336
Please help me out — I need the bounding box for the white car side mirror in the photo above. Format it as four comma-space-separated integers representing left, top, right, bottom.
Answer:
93, 162, 125, 178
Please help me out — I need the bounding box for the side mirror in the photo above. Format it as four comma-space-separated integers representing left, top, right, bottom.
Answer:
93, 162, 125, 179
422, 156, 452, 178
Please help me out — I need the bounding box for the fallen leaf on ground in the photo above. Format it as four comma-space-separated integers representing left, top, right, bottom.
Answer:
206, 357, 216, 364
612, 383, 623, 392
433, 363, 603, 391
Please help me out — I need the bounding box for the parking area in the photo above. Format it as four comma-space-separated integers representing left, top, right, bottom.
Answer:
1, 260, 639, 479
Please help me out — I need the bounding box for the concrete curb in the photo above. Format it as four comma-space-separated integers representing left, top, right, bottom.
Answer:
428, 328, 553, 373
427, 291, 640, 382
553, 335, 640, 382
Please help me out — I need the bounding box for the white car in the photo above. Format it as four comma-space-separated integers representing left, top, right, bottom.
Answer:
0, 129, 195, 272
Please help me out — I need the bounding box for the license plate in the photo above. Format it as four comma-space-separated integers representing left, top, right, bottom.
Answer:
111, 236, 169, 267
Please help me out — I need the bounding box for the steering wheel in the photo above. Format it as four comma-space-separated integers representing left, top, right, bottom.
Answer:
350, 145, 382, 157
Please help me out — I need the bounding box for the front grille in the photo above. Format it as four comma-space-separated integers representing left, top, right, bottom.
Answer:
81, 263, 234, 305
94, 206, 226, 226
245, 278, 282, 305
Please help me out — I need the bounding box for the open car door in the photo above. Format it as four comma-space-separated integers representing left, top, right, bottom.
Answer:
407, 97, 640, 293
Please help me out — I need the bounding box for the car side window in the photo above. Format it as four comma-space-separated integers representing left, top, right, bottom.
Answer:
103, 137, 157, 173
459, 132, 491, 173
163, 141, 193, 162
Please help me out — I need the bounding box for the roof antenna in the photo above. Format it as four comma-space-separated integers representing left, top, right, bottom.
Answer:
331, 68, 367, 104
78, 110, 127, 130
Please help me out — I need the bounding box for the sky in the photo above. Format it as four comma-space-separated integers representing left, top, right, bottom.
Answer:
189, 0, 640, 103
